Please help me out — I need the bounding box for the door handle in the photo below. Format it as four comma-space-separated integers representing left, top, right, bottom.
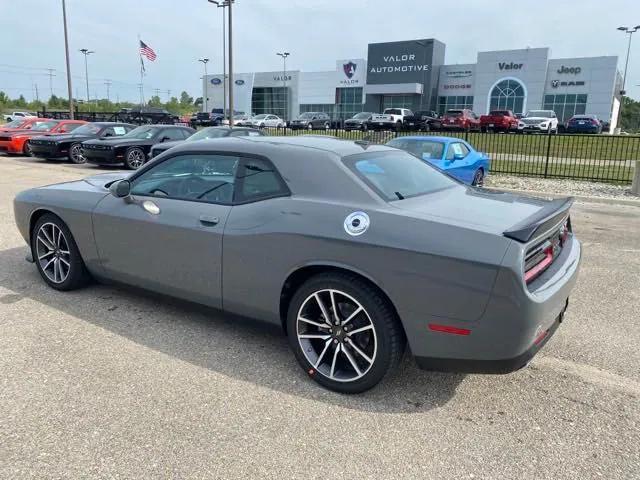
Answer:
199, 215, 220, 226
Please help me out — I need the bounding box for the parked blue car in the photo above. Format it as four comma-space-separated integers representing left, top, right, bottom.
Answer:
386, 136, 490, 186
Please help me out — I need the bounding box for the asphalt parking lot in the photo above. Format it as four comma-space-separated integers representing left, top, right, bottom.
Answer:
0, 156, 639, 479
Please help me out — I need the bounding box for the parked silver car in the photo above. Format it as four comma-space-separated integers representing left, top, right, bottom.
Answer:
14, 137, 581, 393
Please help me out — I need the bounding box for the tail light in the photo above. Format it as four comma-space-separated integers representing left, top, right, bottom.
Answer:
524, 219, 571, 285
590, 119, 599, 126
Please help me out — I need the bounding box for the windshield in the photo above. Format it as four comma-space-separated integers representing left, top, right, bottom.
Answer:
72, 124, 101, 135
3, 119, 28, 128
252, 114, 267, 120
526, 111, 554, 118
122, 126, 157, 139
445, 110, 463, 117
188, 128, 229, 141
31, 120, 60, 131
343, 151, 456, 201
352, 113, 371, 119
298, 113, 316, 119
386, 138, 445, 160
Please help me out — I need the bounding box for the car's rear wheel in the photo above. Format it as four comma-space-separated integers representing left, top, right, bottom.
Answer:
68, 142, 85, 164
472, 168, 485, 187
31, 214, 90, 291
307, 123, 313, 131
287, 273, 405, 393
124, 147, 146, 170
361, 123, 368, 132
22, 141, 32, 157
324, 122, 330, 130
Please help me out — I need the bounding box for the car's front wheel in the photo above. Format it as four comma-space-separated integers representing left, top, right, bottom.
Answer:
31, 213, 90, 291
287, 273, 405, 393
124, 147, 146, 169
23, 141, 32, 157
68, 142, 85, 164
472, 168, 485, 187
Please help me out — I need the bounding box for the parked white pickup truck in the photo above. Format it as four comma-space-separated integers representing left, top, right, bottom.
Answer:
3, 111, 36, 122
370, 108, 413, 130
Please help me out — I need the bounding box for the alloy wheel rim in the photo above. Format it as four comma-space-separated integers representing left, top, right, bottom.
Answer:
71, 144, 85, 163
474, 170, 484, 186
128, 150, 144, 168
296, 289, 377, 383
36, 222, 71, 284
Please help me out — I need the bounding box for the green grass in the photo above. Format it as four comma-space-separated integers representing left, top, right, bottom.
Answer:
491, 158, 633, 183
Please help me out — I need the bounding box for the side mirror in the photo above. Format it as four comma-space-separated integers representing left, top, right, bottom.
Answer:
103, 132, 113, 137
109, 179, 131, 198
453, 153, 465, 161
161, 136, 171, 142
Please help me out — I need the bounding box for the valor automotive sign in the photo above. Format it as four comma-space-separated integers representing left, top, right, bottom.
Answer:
335, 58, 366, 87
366, 39, 436, 84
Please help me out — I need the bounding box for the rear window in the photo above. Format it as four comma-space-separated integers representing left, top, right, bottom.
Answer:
386, 138, 445, 160
384, 109, 402, 115
489, 111, 510, 116
445, 110, 463, 117
343, 151, 455, 201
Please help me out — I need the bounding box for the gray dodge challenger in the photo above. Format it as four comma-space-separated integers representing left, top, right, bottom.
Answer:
14, 136, 581, 393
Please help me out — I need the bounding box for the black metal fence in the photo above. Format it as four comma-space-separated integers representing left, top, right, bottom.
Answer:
263, 127, 639, 184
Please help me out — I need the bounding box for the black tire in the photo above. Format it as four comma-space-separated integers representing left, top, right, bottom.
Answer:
287, 272, 405, 394
472, 168, 485, 187
395, 121, 402, 132
68, 142, 85, 164
324, 122, 330, 130
22, 140, 32, 157
307, 123, 313, 131
423, 122, 431, 132
124, 147, 146, 170
362, 123, 368, 132
31, 213, 91, 291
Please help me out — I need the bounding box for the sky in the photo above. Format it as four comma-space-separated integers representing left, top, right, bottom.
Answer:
1, 0, 639, 103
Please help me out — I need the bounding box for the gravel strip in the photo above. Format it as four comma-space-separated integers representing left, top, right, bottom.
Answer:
486, 174, 638, 199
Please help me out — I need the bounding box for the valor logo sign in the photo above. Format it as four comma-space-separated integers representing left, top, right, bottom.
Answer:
498, 62, 523, 71
343, 61, 356, 79
336, 59, 365, 87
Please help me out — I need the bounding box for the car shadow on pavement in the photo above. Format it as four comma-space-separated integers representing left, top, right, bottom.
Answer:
0, 246, 465, 413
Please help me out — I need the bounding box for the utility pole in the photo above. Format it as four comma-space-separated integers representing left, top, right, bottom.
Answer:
34, 83, 39, 102
166, 89, 171, 101
79, 48, 94, 105
616, 26, 640, 133
277, 52, 290, 121
154, 88, 161, 100
209, 1, 233, 122
227, 0, 233, 125
104, 79, 112, 102
138, 83, 144, 105
46, 69, 56, 97
61, 0, 74, 118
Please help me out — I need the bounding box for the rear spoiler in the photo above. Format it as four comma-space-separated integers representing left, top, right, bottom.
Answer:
503, 197, 574, 243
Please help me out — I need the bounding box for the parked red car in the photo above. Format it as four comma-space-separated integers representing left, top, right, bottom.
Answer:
479, 110, 519, 132
441, 109, 481, 131
0, 117, 50, 133
0, 119, 86, 156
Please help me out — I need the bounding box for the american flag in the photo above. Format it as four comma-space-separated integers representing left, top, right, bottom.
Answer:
139, 40, 157, 61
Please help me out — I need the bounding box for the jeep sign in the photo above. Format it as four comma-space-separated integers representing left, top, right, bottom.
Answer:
557, 65, 582, 75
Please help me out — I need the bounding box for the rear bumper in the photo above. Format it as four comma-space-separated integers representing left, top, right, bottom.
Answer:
369, 122, 397, 130
405, 236, 581, 373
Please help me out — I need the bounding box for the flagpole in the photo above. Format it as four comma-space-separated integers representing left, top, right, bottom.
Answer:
138, 34, 145, 105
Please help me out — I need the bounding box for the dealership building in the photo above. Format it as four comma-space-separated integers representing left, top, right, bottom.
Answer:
203, 39, 623, 128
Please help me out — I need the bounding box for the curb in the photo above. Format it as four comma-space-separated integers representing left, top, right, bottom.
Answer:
493, 187, 640, 207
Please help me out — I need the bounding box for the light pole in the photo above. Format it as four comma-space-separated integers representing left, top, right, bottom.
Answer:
209, 0, 234, 122
616, 26, 640, 132
79, 48, 94, 105
61, 0, 74, 118
199, 58, 210, 112
277, 52, 290, 121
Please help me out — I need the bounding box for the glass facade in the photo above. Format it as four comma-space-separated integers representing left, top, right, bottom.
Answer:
335, 87, 363, 120
437, 96, 474, 114
299, 103, 335, 118
543, 94, 587, 124
489, 79, 525, 114
382, 95, 415, 110
252, 87, 289, 120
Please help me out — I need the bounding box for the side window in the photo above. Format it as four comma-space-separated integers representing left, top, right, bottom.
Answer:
235, 157, 289, 203
160, 128, 186, 141
446, 143, 468, 160
130, 154, 239, 204
247, 130, 263, 136
61, 123, 82, 133
229, 130, 248, 137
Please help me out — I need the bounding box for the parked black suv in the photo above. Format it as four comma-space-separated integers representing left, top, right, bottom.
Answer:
403, 110, 442, 131
289, 112, 331, 130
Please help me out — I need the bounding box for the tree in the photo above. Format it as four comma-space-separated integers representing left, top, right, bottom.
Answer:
165, 96, 180, 113
148, 95, 162, 107
620, 96, 640, 133
15, 95, 27, 107
179, 91, 193, 107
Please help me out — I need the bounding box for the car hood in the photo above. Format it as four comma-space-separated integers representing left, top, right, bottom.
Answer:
82, 137, 154, 147
392, 185, 551, 236
33, 133, 94, 143
345, 119, 365, 123
522, 117, 551, 122
83, 172, 129, 189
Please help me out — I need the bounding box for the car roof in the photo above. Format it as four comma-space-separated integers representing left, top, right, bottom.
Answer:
233, 135, 396, 156
389, 136, 459, 144
92, 122, 136, 127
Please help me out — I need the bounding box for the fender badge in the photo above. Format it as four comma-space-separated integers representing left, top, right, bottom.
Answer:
344, 211, 370, 236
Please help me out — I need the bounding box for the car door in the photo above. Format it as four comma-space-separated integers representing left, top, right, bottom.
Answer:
444, 142, 474, 183
91, 152, 239, 308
